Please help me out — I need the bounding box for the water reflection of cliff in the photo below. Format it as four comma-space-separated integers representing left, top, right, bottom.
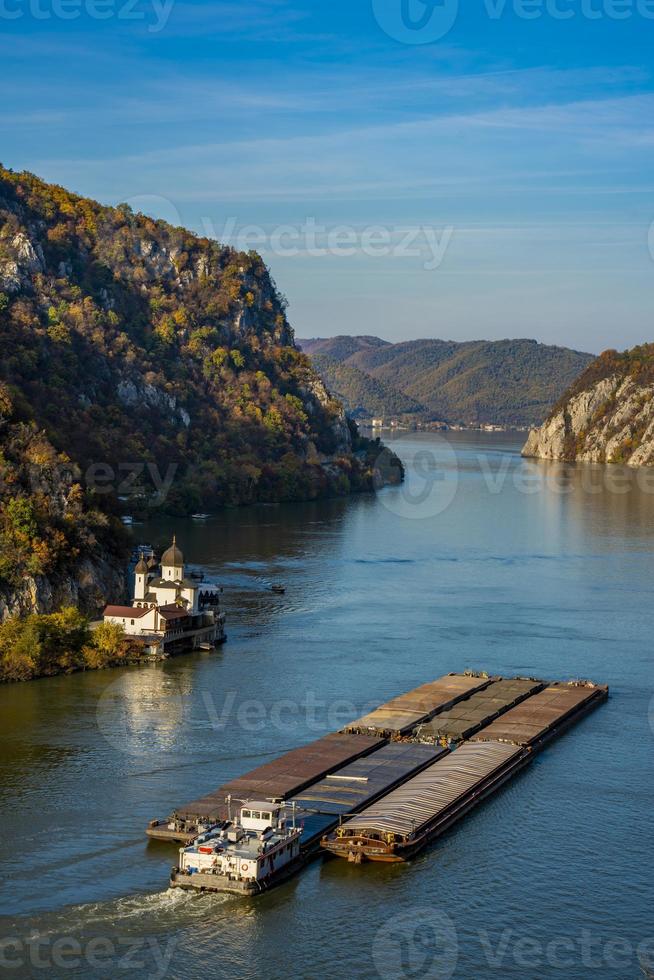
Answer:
525, 459, 654, 545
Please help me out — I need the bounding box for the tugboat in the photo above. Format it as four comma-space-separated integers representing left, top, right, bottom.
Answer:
170, 800, 303, 896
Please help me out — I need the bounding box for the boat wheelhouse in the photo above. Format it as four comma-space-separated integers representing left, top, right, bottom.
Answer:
170, 801, 303, 896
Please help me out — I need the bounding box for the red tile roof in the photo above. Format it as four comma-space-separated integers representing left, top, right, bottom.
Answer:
158, 605, 190, 621
104, 605, 151, 618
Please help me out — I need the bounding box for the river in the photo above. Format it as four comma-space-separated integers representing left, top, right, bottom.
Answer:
0, 432, 652, 979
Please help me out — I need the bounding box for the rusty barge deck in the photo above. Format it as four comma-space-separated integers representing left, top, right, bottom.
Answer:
321, 681, 608, 863
147, 671, 608, 892
147, 731, 383, 842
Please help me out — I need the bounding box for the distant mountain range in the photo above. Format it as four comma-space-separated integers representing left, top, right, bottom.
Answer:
299, 336, 594, 427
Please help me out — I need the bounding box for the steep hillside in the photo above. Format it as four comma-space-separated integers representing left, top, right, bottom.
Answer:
310, 354, 426, 419
300, 336, 593, 426
0, 167, 393, 618
522, 345, 654, 466
0, 388, 126, 620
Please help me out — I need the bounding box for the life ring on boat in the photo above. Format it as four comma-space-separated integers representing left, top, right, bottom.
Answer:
241, 863, 249, 873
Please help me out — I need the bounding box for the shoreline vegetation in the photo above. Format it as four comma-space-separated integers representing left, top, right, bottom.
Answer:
0, 609, 138, 684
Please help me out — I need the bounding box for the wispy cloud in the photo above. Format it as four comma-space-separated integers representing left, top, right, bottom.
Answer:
4, 4, 654, 347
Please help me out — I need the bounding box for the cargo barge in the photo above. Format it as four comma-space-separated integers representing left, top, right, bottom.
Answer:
414, 676, 544, 745
147, 672, 478, 842
147, 731, 383, 843
469, 681, 608, 749
321, 680, 608, 863
342, 672, 493, 738
170, 743, 448, 895
287, 742, 448, 850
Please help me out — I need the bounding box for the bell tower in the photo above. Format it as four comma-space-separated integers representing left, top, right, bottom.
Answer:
134, 553, 149, 601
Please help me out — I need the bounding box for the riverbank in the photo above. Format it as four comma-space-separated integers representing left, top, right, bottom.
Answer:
0, 432, 650, 977
0, 609, 147, 683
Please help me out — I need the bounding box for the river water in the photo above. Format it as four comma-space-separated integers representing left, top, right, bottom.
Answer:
0, 432, 653, 979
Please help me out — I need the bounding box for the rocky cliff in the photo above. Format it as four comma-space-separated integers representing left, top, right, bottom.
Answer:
0, 166, 393, 619
522, 345, 654, 466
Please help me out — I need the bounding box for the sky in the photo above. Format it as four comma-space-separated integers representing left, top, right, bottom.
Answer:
2, 0, 654, 353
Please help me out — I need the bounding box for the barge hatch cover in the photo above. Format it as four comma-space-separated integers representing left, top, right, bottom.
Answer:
173, 732, 383, 825
416, 677, 544, 743
470, 683, 608, 747
340, 741, 521, 840
290, 743, 448, 847
342, 673, 493, 738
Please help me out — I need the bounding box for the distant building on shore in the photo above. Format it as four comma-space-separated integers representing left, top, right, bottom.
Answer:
103, 536, 225, 657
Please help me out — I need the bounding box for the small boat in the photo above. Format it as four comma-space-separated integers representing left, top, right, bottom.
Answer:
121, 516, 134, 525
191, 513, 210, 521
271, 584, 286, 594
129, 544, 156, 564
170, 801, 303, 896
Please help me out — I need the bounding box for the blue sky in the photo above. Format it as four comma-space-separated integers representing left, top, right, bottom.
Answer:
2, 0, 654, 352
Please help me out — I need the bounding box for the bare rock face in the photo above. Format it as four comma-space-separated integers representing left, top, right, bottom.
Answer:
522, 373, 654, 467
0, 231, 45, 292
0, 557, 126, 623
301, 375, 352, 455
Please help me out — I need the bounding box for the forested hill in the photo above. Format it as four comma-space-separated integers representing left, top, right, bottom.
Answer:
0, 167, 391, 619
299, 336, 594, 426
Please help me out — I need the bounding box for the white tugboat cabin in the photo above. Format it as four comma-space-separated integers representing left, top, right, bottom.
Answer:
171, 801, 303, 896
103, 536, 226, 656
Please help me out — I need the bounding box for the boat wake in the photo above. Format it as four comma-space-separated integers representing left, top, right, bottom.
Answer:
9, 888, 231, 939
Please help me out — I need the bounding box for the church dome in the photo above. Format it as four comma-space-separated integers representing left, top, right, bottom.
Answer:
135, 554, 149, 574
161, 535, 184, 567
